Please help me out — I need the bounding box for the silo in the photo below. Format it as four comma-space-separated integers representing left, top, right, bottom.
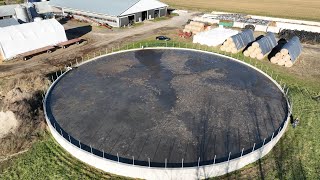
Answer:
15, 5, 30, 23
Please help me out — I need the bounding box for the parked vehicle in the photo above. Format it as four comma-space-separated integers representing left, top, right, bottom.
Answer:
156, 36, 171, 41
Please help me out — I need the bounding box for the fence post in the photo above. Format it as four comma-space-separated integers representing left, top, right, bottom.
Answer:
278, 127, 282, 134
252, 143, 256, 152
117, 153, 119, 163
182, 158, 184, 168
165, 158, 167, 168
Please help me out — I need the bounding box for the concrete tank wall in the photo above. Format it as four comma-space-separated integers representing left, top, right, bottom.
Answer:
44, 47, 291, 180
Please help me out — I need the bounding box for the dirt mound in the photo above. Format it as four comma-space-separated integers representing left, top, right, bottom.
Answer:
0, 111, 19, 139
0, 74, 49, 156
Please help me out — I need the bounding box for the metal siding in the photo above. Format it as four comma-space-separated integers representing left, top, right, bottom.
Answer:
148, 9, 154, 19
120, 17, 129, 27
160, 8, 166, 17
135, 12, 142, 22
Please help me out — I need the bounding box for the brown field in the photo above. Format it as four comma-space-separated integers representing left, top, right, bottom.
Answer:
163, 0, 320, 21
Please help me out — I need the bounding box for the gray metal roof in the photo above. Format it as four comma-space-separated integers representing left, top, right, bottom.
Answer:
49, 0, 141, 17
0, 18, 19, 27
0, 4, 17, 17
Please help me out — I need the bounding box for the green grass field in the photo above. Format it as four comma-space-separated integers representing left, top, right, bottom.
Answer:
163, 0, 320, 22
1, 40, 319, 179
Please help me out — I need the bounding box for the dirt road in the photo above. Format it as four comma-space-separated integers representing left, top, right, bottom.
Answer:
0, 11, 195, 78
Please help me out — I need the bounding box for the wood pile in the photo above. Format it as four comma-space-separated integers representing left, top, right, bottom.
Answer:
184, 21, 205, 34
220, 29, 254, 54
243, 32, 277, 60
271, 36, 302, 67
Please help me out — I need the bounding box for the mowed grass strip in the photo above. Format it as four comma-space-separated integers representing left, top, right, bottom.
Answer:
162, 0, 320, 22
0, 132, 129, 180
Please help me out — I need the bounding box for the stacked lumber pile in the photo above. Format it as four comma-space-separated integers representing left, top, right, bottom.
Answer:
271, 36, 302, 67
243, 32, 277, 60
184, 21, 205, 34
220, 29, 254, 54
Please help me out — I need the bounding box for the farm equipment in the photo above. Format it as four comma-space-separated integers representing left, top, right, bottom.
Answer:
178, 30, 192, 38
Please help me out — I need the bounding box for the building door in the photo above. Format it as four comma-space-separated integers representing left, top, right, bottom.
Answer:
142, 11, 147, 21
128, 15, 134, 24
154, 9, 160, 18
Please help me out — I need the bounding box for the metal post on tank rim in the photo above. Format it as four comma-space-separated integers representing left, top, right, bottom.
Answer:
90, 145, 92, 153
60, 129, 63, 136
198, 157, 200, 167
60, 68, 62, 75
286, 88, 289, 95
271, 132, 275, 140
252, 143, 256, 152
213, 155, 216, 164
117, 153, 119, 163
68, 134, 71, 142
132, 156, 135, 166
181, 158, 184, 168
228, 152, 231, 162
241, 148, 244, 157
278, 127, 282, 134
79, 141, 81, 149
103, 150, 104, 158
165, 158, 167, 168
70, 61, 73, 67
55, 71, 58, 79
263, 138, 266, 146
148, 158, 151, 168
53, 123, 56, 129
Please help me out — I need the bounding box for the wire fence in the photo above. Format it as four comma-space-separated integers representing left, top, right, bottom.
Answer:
43, 42, 293, 168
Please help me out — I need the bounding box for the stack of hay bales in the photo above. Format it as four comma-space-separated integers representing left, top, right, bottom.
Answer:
271, 36, 302, 67
220, 29, 255, 54
244, 32, 277, 60
184, 21, 205, 34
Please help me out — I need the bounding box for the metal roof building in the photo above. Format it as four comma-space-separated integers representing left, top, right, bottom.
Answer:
49, 0, 169, 27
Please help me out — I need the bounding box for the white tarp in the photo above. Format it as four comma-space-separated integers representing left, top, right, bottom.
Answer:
0, 19, 67, 60
193, 27, 238, 47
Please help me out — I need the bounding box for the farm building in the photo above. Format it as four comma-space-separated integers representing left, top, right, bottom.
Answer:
0, 19, 67, 61
49, 0, 169, 27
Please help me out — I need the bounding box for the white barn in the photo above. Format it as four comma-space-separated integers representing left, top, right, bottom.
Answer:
0, 19, 67, 61
49, 0, 169, 27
